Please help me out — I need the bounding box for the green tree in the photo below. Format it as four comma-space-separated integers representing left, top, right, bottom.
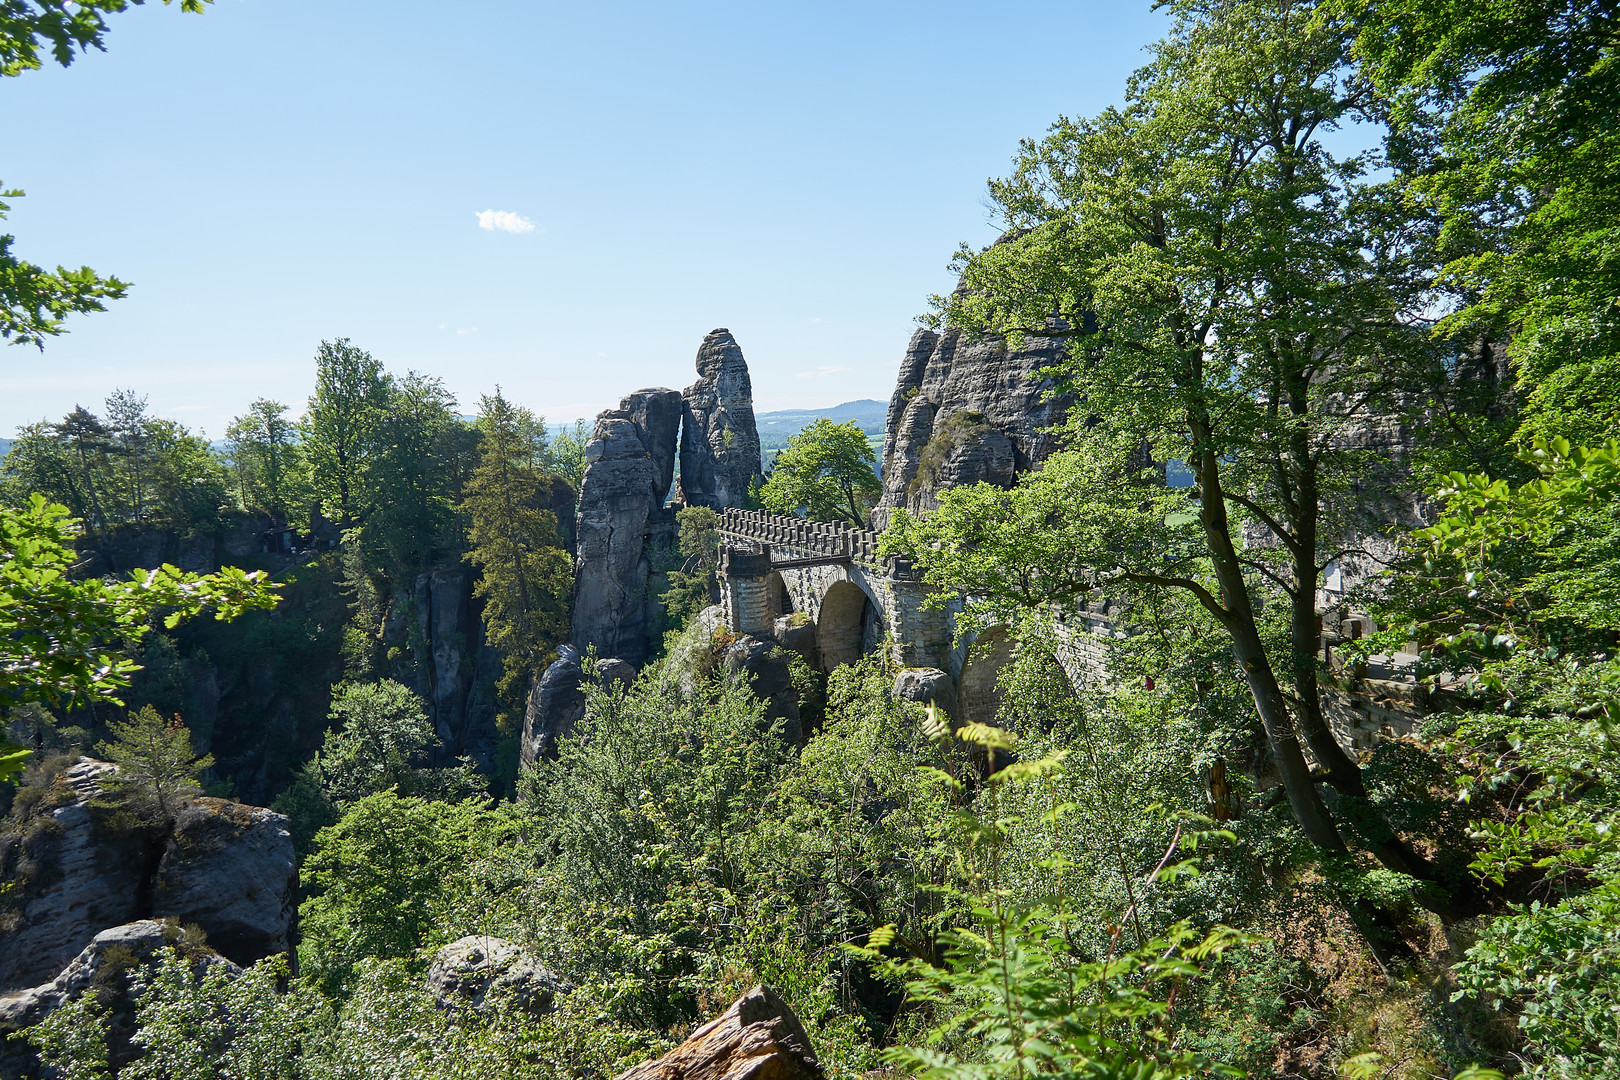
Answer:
297, 790, 522, 998
103, 388, 152, 526
542, 419, 589, 489
308, 679, 479, 807
304, 338, 389, 528
95, 705, 213, 821
1348, 0, 1620, 452
462, 390, 572, 705
887, 0, 1461, 927
356, 371, 460, 584
0, 495, 278, 782
760, 418, 881, 526
225, 398, 302, 521
658, 505, 720, 634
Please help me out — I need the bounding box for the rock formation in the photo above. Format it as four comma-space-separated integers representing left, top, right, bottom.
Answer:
870, 326, 1071, 530
380, 563, 502, 769
720, 635, 804, 745
0, 760, 295, 993
424, 935, 560, 1016
612, 984, 821, 1080
678, 329, 765, 509
570, 389, 683, 666
0, 920, 240, 1078
520, 645, 637, 766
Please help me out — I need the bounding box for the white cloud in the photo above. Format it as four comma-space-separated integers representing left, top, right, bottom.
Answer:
793, 365, 851, 380
457, 326, 478, 336
474, 209, 537, 234
808, 316, 824, 324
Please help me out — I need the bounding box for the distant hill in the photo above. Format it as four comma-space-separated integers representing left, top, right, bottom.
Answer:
756, 399, 886, 458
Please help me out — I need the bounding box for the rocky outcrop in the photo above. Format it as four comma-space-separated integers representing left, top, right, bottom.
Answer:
150, 800, 297, 964
678, 329, 764, 509
613, 984, 821, 1080
571, 390, 683, 666
520, 646, 638, 766
720, 636, 804, 746
0, 919, 237, 1032
425, 936, 561, 1016
870, 326, 1071, 530
893, 667, 957, 722
0, 920, 239, 1078
381, 562, 501, 769
0, 760, 294, 993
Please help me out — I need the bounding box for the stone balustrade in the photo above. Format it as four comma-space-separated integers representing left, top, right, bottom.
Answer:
716, 508, 887, 567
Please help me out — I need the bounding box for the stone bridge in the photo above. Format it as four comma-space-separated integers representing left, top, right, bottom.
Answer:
712, 509, 1112, 727
715, 508, 1415, 753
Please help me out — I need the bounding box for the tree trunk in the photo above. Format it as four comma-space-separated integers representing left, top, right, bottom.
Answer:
1198, 446, 1347, 853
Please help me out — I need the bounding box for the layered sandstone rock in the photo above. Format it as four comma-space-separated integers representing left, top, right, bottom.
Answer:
870, 326, 1071, 530
570, 391, 682, 665
0, 761, 294, 994
0, 920, 240, 1076
613, 985, 821, 1080
678, 329, 764, 509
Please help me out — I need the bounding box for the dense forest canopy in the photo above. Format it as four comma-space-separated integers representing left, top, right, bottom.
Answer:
2, 0, 1618, 1079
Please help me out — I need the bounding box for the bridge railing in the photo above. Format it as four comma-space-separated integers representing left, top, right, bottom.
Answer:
717, 508, 887, 568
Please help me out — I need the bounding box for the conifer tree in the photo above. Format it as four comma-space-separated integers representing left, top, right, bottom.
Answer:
462, 390, 572, 708
95, 705, 213, 822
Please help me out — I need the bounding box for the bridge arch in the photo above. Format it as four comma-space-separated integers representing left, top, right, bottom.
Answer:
815, 578, 879, 671
957, 626, 1016, 729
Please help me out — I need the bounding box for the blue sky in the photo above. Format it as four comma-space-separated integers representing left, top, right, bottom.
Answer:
0, 0, 1168, 436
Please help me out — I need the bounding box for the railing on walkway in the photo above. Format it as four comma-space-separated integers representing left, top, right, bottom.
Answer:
717, 508, 888, 568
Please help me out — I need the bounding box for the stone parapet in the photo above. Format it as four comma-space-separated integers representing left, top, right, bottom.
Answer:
717, 508, 888, 568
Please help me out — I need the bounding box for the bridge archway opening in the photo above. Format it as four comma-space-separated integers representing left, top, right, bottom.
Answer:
817, 579, 874, 671
766, 571, 793, 621
958, 627, 1016, 729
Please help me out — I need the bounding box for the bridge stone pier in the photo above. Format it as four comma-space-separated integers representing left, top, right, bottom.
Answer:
715, 509, 952, 673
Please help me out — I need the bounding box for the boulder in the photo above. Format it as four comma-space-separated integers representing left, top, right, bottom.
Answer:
613, 984, 821, 1080
678, 329, 764, 510
893, 667, 957, 723
425, 936, 560, 1016
0, 761, 295, 994
722, 636, 803, 745
151, 799, 296, 965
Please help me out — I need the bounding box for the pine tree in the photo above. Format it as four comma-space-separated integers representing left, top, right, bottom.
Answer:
95, 705, 213, 822
462, 390, 573, 711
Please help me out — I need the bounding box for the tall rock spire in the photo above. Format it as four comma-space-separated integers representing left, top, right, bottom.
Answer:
677, 328, 764, 509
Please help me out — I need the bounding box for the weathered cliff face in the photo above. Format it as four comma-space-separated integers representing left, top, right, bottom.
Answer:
0, 920, 240, 1079
379, 563, 502, 769
0, 761, 294, 994
870, 327, 1071, 530
678, 329, 765, 509
571, 390, 683, 666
